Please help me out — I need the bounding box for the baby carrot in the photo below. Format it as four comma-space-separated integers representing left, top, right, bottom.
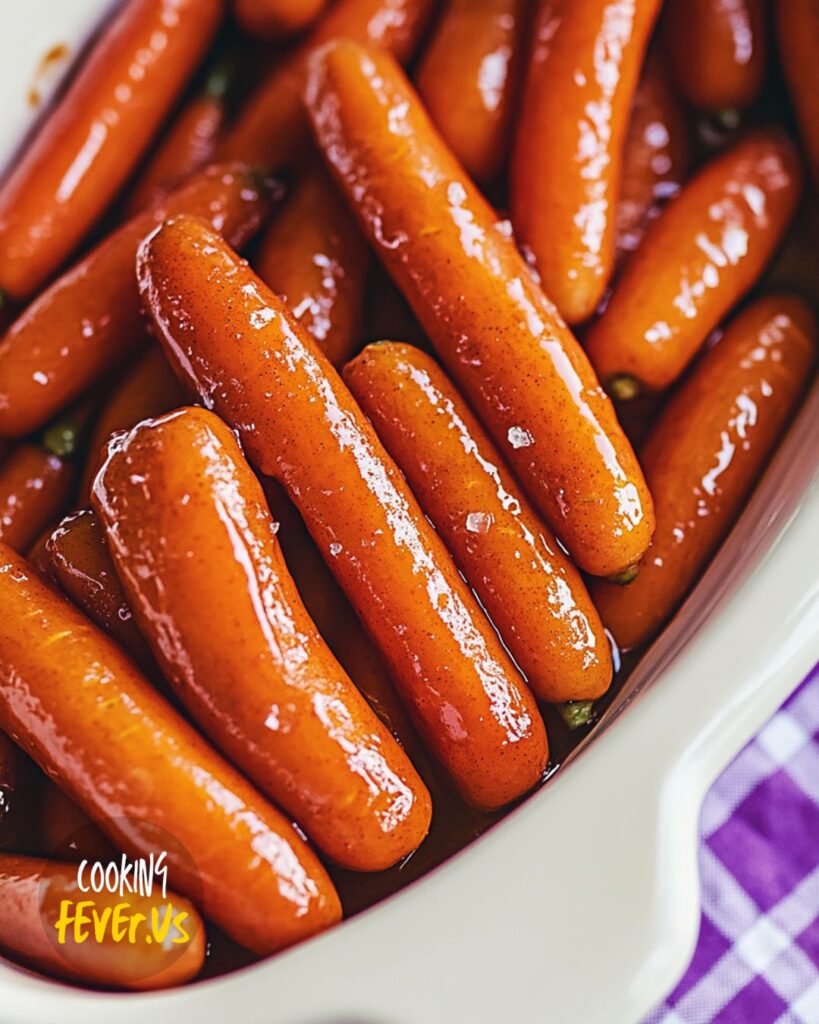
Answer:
0, 0, 223, 300
46, 510, 160, 680
0, 445, 74, 554
81, 347, 186, 496
219, 0, 436, 168
138, 215, 549, 810
616, 54, 691, 260
415, 0, 525, 185
585, 133, 803, 398
234, 0, 329, 38
306, 40, 654, 578
663, 0, 766, 111
777, 0, 819, 188
592, 295, 816, 649
0, 164, 273, 440
510, 0, 663, 324
0, 854, 205, 989
94, 406, 431, 870
125, 54, 238, 215
254, 163, 369, 367
0, 543, 341, 953
345, 342, 613, 704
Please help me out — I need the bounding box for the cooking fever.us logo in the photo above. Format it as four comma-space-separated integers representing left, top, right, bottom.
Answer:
40, 820, 204, 986
53, 852, 192, 948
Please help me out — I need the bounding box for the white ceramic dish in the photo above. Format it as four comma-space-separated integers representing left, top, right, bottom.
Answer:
0, 6, 817, 1023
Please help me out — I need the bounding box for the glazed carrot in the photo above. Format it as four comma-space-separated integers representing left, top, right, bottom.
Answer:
510, 0, 662, 324
586, 134, 803, 399
81, 347, 186, 496
0, 164, 273, 440
126, 55, 237, 215
138, 216, 548, 810
415, 0, 525, 184
0, 445, 74, 554
235, 0, 329, 38
94, 407, 431, 870
663, 0, 766, 112
306, 40, 654, 578
0, 854, 205, 990
592, 295, 816, 650
39, 782, 116, 864
777, 0, 819, 187
254, 164, 369, 367
46, 510, 159, 680
219, 0, 436, 167
262, 480, 428, 763
0, 543, 341, 953
616, 55, 691, 260
345, 342, 613, 704
0, 0, 223, 301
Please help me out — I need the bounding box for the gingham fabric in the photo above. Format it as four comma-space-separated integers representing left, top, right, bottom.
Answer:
646, 663, 819, 1024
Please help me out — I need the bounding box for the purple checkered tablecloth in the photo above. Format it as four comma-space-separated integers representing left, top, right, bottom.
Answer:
646, 664, 819, 1024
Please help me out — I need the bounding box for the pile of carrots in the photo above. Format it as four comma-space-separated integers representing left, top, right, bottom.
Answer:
0, 0, 815, 992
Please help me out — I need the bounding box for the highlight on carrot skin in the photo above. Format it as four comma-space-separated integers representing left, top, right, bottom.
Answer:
0, 0, 814, 997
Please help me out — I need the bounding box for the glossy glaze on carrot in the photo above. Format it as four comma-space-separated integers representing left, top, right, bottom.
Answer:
0, 0, 223, 300
235, 0, 329, 38
219, 0, 436, 168
777, 0, 819, 188
94, 406, 432, 870
81, 346, 187, 497
592, 295, 816, 650
0, 854, 205, 990
585, 133, 803, 398
138, 215, 549, 810
254, 164, 369, 368
306, 40, 654, 578
0, 445, 74, 554
0, 164, 272, 440
0, 543, 341, 953
261, 479, 430, 769
415, 0, 525, 185
510, 0, 663, 324
46, 509, 160, 679
616, 54, 691, 260
663, 0, 766, 111
345, 342, 613, 704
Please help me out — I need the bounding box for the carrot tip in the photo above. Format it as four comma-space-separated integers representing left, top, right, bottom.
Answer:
607, 374, 642, 402
609, 563, 639, 586
558, 700, 595, 730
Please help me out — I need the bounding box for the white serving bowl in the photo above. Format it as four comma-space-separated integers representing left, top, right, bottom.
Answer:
1, 6, 817, 1023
